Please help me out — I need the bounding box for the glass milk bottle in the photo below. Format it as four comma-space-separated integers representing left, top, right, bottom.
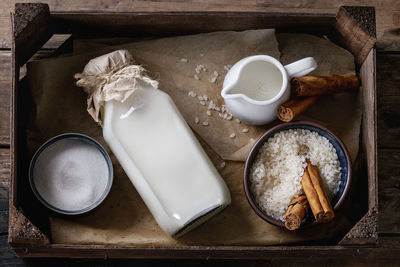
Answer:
76, 50, 231, 237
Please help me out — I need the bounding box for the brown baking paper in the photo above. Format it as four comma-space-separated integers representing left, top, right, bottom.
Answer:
71, 30, 281, 161
73, 33, 360, 163
26, 30, 359, 246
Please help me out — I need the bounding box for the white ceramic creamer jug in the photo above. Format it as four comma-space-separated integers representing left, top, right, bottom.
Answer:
221, 55, 317, 125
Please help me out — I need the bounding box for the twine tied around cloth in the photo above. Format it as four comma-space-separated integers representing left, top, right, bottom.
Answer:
75, 61, 159, 126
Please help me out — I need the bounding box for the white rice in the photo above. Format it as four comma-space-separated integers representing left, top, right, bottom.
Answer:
249, 129, 341, 221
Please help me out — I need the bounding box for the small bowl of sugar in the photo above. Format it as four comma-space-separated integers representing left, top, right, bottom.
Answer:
29, 133, 113, 215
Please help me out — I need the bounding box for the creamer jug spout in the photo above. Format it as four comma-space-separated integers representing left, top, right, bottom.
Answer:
221, 83, 242, 99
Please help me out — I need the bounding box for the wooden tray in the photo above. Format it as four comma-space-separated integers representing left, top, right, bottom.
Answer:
9, 3, 377, 258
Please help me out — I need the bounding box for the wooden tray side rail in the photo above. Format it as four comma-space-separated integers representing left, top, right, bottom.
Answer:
334, 6, 378, 245
9, 3, 53, 247
9, 3, 377, 258
49, 12, 334, 36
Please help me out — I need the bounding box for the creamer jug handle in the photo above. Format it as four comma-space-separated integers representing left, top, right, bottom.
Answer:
284, 57, 317, 78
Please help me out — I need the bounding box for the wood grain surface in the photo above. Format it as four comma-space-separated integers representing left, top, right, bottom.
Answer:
0, 0, 399, 265
0, 149, 10, 235
0, 52, 10, 146
377, 54, 400, 149
379, 149, 400, 234
0, 0, 399, 51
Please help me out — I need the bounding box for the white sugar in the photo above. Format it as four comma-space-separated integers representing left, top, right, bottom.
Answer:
32, 139, 110, 211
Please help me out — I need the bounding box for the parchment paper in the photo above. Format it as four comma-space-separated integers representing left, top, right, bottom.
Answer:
77, 29, 281, 161
73, 33, 360, 163
26, 30, 360, 246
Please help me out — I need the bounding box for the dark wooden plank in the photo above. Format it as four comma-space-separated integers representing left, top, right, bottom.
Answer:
0, 149, 10, 235
378, 149, 400, 234
376, 54, 400, 234
379, 235, 400, 248
377, 10, 400, 51
0, 51, 10, 147
0, 235, 26, 266
8, 243, 400, 261
4, 235, 400, 266
376, 53, 400, 234
0, 1, 400, 51
377, 53, 400, 148
11, 249, 400, 266
50, 12, 335, 37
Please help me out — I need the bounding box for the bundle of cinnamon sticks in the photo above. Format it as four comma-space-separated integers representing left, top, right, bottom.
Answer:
277, 74, 359, 122
283, 159, 334, 230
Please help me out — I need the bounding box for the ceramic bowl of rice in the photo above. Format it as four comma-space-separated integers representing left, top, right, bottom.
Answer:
243, 121, 351, 229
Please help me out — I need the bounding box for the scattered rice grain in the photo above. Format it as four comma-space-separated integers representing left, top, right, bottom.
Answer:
209, 71, 219, 83
223, 65, 232, 71
188, 91, 196, 97
207, 101, 214, 110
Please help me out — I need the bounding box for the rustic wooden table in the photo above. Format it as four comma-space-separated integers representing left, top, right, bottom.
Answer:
0, 1, 399, 265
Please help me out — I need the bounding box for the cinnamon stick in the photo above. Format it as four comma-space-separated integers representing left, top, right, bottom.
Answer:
276, 96, 318, 122
306, 159, 334, 222
301, 159, 335, 223
283, 195, 309, 230
291, 74, 359, 97
301, 166, 324, 221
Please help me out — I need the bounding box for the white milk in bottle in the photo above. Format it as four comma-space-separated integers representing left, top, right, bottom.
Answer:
76, 50, 231, 237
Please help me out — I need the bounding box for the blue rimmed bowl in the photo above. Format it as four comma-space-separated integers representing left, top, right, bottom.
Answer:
243, 121, 352, 229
